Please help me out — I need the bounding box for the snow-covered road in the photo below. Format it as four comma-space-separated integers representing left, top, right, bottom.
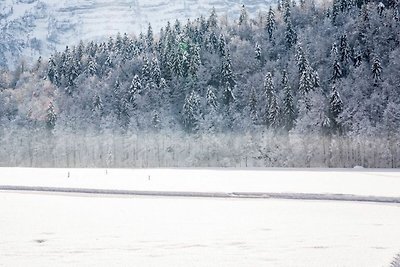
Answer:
1, 168, 400, 198
1, 192, 400, 267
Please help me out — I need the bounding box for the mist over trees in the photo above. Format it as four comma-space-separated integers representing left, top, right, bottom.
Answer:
0, 0, 400, 168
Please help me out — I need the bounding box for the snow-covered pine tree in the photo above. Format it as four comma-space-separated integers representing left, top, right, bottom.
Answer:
329, 84, 343, 131
238, 5, 249, 26
208, 7, 218, 29
255, 43, 262, 62
127, 75, 142, 107
266, 6, 276, 40
147, 23, 154, 49
283, 0, 292, 23
263, 72, 274, 124
371, 55, 382, 84
219, 34, 227, 57
223, 81, 235, 106
332, 59, 342, 81
46, 102, 57, 130
92, 94, 103, 113
206, 86, 218, 111
285, 19, 297, 48
282, 70, 295, 130
182, 91, 201, 132
150, 57, 161, 85
189, 44, 201, 77
339, 34, 350, 63
87, 56, 97, 76
142, 55, 151, 81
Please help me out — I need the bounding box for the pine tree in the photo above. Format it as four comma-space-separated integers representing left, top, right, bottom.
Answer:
282, 70, 295, 130
299, 66, 315, 95
147, 23, 154, 49
329, 84, 343, 131
127, 75, 142, 107
285, 19, 297, 48
182, 91, 201, 132
339, 34, 350, 63
332, 0, 340, 23
189, 44, 201, 76
150, 57, 161, 85
142, 55, 151, 81
283, 0, 292, 23
87, 57, 97, 76
208, 7, 218, 29
263, 72, 280, 127
219, 34, 227, 57
264, 72, 273, 123
92, 94, 103, 113
46, 102, 57, 130
371, 55, 382, 84
332, 59, 342, 81
238, 5, 249, 26
255, 43, 262, 62
221, 53, 235, 90
206, 86, 218, 111
47, 57, 56, 83
152, 110, 160, 130
266, 6, 276, 40
268, 91, 280, 128
115, 33, 123, 53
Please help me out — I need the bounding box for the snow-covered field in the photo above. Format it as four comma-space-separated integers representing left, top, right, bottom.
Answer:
1, 192, 400, 267
1, 168, 400, 266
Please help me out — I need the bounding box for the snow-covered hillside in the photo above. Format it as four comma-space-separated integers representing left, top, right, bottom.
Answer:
0, 0, 271, 69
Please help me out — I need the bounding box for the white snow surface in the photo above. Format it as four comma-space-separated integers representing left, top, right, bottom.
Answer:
1, 192, 400, 267
1, 168, 400, 266
0, 168, 400, 197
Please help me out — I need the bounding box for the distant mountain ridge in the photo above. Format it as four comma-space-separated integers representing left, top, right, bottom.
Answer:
0, 0, 271, 69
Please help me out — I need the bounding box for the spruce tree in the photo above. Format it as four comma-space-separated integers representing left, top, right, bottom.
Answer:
329, 84, 343, 131
147, 23, 154, 49
142, 55, 151, 81
128, 75, 142, 106
266, 6, 276, 40
238, 5, 249, 26
255, 43, 262, 62
371, 55, 382, 84
206, 86, 218, 111
87, 57, 97, 76
285, 19, 297, 48
189, 44, 201, 76
182, 91, 201, 132
208, 7, 218, 29
150, 57, 161, 85
46, 102, 57, 130
282, 70, 295, 130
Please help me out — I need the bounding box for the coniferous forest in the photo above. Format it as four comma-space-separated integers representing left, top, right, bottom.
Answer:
0, 0, 399, 168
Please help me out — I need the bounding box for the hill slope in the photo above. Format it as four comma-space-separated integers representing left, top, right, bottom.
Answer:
0, 0, 271, 68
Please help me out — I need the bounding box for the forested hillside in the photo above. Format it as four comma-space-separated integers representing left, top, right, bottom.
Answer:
0, 0, 399, 168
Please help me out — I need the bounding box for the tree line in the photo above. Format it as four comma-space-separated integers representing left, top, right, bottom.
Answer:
0, 0, 399, 167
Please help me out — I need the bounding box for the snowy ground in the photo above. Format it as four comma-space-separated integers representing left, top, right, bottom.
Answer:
1, 168, 400, 266
1, 192, 400, 267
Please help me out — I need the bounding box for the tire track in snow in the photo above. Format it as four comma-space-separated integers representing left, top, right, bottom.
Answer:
1, 185, 400, 204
